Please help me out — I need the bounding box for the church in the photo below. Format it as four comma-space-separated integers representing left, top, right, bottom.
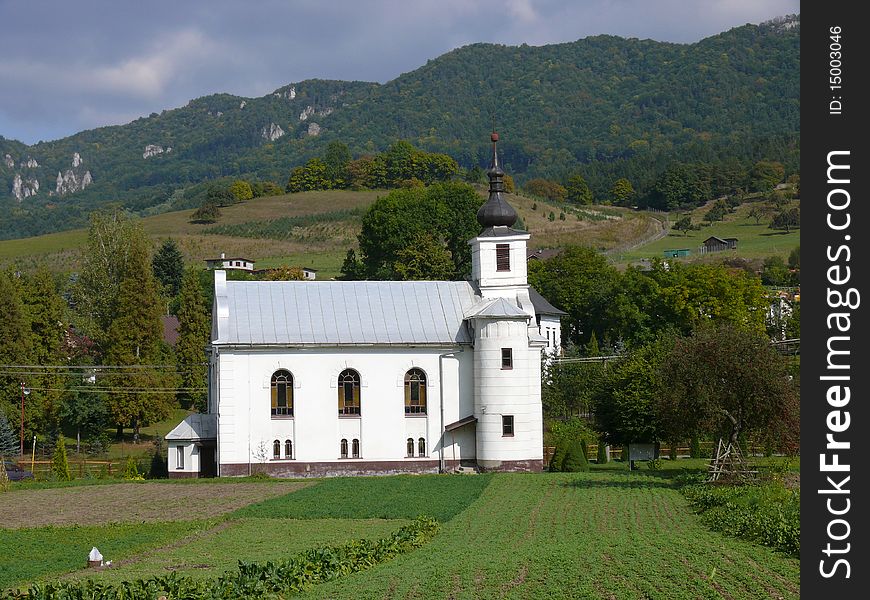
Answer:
166, 134, 565, 478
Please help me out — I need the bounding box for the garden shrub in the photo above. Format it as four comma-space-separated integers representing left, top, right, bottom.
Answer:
580, 439, 589, 461
561, 439, 590, 472
681, 482, 799, 556
646, 458, 662, 470
548, 445, 567, 472
596, 438, 608, 464
122, 456, 144, 481
50, 438, 71, 482
690, 436, 701, 459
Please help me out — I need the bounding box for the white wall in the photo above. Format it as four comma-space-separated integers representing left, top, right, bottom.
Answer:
168, 442, 199, 473
473, 319, 544, 467
214, 346, 472, 471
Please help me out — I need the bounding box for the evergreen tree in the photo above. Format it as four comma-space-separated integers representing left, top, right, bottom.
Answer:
338, 249, 365, 281
51, 436, 71, 481
0, 410, 18, 458
0, 271, 33, 444
176, 269, 210, 412
596, 436, 609, 464
21, 269, 66, 435
152, 239, 185, 297
561, 438, 590, 472
104, 265, 173, 440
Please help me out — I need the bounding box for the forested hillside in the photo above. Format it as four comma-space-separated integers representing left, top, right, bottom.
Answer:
0, 17, 798, 239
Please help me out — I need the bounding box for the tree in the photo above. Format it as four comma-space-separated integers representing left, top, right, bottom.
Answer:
60, 388, 110, 455
191, 202, 221, 224
104, 271, 173, 440
0, 410, 18, 459
592, 338, 671, 446
228, 180, 253, 202
74, 209, 153, 341
747, 204, 769, 225
524, 179, 567, 203
657, 325, 799, 452
339, 249, 365, 281
286, 158, 329, 192
750, 160, 785, 193
502, 174, 515, 193
152, 239, 185, 297
673, 215, 693, 236
760, 256, 791, 286
0, 271, 34, 442
356, 182, 482, 280
175, 269, 210, 412
51, 436, 71, 481
21, 268, 65, 434
263, 266, 305, 281
703, 199, 728, 224
787, 245, 800, 271
566, 175, 593, 204
323, 141, 352, 188
769, 207, 800, 233
609, 178, 636, 206
393, 234, 455, 280
207, 186, 236, 207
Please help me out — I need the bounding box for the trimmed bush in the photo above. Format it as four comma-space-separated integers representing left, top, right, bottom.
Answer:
561, 439, 590, 472
51, 437, 71, 482
596, 439, 608, 464
549, 445, 568, 472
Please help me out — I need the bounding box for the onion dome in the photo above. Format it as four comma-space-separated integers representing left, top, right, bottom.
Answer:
476, 132, 518, 228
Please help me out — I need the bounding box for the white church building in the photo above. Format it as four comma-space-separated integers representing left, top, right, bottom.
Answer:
167, 134, 565, 478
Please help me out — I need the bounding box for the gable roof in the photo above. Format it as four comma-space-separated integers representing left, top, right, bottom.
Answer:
166, 413, 217, 441
214, 279, 479, 346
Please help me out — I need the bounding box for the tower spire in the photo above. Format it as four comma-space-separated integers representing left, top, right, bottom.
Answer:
476, 132, 518, 228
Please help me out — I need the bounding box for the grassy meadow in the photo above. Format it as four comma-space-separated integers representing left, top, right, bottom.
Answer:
1, 469, 800, 598
613, 198, 800, 265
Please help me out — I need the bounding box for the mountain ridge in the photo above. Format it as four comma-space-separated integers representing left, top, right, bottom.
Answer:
0, 17, 799, 239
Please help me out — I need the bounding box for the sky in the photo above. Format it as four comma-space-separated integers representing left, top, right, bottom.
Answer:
0, 0, 799, 146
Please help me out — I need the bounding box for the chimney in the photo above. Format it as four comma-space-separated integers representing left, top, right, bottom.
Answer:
220, 252, 225, 259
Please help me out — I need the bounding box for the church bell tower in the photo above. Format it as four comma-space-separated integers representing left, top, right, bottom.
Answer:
469, 133, 535, 318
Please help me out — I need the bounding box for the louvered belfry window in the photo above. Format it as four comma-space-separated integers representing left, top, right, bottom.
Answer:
496, 244, 510, 271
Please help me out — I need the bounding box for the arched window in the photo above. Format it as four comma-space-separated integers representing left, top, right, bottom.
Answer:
404, 368, 427, 415
418, 438, 426, 457
271, 370, 294, 417
352, 439, 360, 459
338, 369, 361, 415
340, 438, 348, 459
272, 439, 280, 459
406, 438, 414, 457
285, 439, 293, 460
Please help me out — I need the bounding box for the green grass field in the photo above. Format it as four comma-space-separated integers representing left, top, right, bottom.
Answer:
613, 199, 800, 265
1, 469, 799, 598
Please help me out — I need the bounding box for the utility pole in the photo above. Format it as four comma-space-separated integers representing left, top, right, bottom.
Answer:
19, 382, 25, 458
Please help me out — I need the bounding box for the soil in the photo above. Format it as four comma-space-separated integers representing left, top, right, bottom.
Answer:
0, 481, 307, 529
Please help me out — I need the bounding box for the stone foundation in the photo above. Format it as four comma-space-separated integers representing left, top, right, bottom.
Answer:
220, 459, 441, 478
168, 471, 200, 479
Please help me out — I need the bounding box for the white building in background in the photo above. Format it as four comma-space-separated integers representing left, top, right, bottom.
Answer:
204, 253, 255, 272
167, 134, 563, 477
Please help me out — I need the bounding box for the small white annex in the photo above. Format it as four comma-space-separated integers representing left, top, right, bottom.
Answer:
169, 135, 564, 478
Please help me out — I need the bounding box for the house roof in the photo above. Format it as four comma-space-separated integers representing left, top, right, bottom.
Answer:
528, 287, 567, 316
166, 413, 217, 441
444, 415, 478, 432
214, 279, 480, 346
205, 256, 254, 263
527, 248, 562, 261
464, 297, 529, 320
161, 315, 180, 347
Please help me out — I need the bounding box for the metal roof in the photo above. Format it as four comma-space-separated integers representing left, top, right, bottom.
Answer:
464, 297, 529, 319
528, 287, 568, 316
166, 413, 217, 441
214, 279, 480, 346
